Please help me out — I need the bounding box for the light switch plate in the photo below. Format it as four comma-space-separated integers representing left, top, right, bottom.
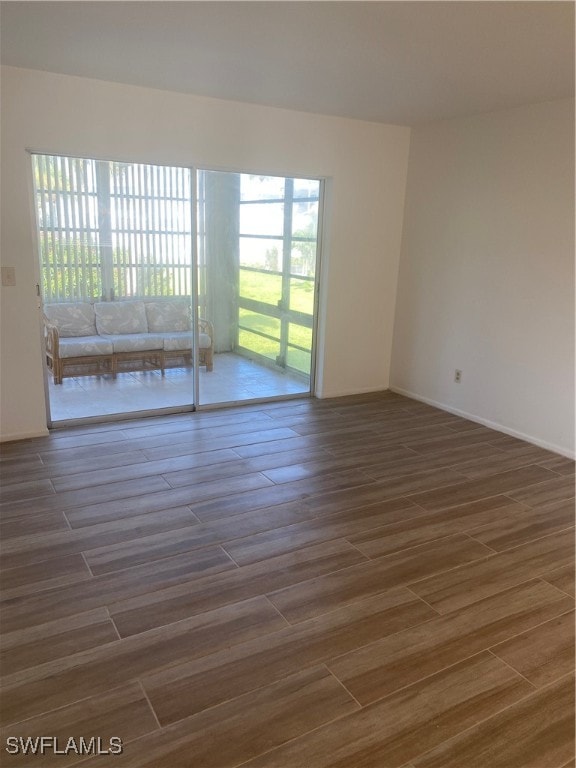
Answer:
1, 266, 16, 287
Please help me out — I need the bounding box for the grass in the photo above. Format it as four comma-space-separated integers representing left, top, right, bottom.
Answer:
239, 270, 315, 315
238, 269, 315, 374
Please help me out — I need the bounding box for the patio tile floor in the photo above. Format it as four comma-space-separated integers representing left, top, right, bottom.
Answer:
47, 353, 310, 422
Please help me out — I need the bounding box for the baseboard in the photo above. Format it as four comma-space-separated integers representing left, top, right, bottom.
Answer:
316, 385, 388, 399
390, 386, 575, 460
0, 428, 50, 443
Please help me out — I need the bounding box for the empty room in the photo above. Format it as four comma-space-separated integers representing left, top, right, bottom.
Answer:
0, 2, 574, 767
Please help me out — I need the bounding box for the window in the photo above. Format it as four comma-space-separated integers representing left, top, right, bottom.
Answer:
236, 174, 320, 373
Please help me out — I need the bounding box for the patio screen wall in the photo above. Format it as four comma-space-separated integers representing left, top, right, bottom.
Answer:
33, 155, 193, 303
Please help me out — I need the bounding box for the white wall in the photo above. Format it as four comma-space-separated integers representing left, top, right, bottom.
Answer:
391, 99, 575, 457
0, 66, 410, 441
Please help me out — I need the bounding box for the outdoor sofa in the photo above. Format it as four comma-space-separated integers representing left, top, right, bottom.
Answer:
43, 299, 214, 384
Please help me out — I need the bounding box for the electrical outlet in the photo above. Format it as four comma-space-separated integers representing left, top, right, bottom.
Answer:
454, 369, 462, 383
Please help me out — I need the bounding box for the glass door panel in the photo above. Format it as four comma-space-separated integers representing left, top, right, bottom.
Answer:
196, 170, 322, 406
32, 154, 196, 423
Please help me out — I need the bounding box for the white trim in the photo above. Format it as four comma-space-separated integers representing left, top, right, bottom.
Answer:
1, 429, 50, 443
390, 386, 575, 460
316, 384, 390, 399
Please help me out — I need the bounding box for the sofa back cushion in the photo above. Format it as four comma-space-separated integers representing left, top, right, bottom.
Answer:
145, 300, 191, 332
94, 301, 148, 335
44, 303, 97, 338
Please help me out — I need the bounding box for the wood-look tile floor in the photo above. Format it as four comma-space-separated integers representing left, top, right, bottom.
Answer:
0, 391, 574, 767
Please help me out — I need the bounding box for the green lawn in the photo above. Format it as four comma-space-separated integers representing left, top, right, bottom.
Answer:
238, 269, 314, 374
239, 270, 315, 315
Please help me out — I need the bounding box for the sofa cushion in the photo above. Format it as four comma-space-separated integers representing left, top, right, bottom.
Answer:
160, 331, 211, 352
104, 334, 164, 354
44, 303, 97, 338
58, 336, 114, 358
94, 301, 148, 335
146, 300, 191, 332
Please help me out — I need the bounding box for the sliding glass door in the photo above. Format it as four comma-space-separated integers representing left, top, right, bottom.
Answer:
32, 153, 322, 423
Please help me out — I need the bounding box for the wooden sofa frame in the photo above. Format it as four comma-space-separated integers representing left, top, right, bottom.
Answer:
44, 317, 214, 384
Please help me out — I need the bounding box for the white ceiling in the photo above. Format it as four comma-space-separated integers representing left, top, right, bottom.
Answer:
1, 1, 574, 126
